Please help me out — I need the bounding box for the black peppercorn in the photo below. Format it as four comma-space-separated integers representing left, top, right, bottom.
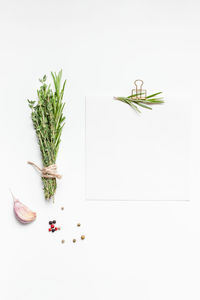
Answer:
52, 228, 55, 232
53, 220, 56, 224
49, 221, 52, 225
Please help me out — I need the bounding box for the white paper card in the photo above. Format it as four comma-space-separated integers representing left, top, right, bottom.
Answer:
85, 96, 190, 201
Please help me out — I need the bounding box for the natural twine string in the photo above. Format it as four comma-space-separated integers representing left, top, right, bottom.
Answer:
27, 161, 62, 179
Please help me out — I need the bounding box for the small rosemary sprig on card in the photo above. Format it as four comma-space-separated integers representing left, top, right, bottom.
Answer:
28, 70, 66, 200
114, 92, 164, 113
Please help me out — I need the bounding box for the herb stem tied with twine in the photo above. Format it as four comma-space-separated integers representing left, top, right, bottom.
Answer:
28, 70, 66, 200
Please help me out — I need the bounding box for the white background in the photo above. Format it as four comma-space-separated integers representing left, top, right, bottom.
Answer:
0, 0, 199, 299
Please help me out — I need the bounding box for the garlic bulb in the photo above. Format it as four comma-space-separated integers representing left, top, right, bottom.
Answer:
11, 191, 36, 224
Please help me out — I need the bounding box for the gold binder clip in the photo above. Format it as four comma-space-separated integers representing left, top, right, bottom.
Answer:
131, 79, 147, 100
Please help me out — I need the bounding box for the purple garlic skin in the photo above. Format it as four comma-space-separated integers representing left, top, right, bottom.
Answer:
11, 192, 36, 224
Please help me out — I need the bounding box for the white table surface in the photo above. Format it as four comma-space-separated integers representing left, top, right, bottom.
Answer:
0, 0, 199, 299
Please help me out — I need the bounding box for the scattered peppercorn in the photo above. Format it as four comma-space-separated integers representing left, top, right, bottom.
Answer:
61, 240, 65, 244
81, 235, 85, 240
77, 223, 81, 227
73, 239, 76, 243
48, 221, 60, 234
61, 207, 64, 210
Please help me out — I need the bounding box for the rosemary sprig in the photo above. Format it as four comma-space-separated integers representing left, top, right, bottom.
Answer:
28, 70, 66, 200
114, 92, 164, 113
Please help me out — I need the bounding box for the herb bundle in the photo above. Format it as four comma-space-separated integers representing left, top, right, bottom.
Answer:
28, 70, 66, 200
114, 92, 164, 113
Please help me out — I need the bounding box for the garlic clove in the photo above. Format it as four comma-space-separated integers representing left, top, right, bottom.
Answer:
11, 191, 36, 224
14, 200, 36, 223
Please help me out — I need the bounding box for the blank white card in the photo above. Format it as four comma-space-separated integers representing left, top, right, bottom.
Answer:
85, 96, 190, 201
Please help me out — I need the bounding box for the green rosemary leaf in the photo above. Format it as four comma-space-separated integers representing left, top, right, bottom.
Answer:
145, 99, 164, 103
127, 100, 141, 113
114, 97, 139, 112
135, 102, 152, 110
127, 93, 145, 98
61, 80, 67, 99
146, 92, 162, 99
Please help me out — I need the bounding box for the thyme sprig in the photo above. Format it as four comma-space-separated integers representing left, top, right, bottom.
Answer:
114, 92, 164, 113
28, 70, 66, 200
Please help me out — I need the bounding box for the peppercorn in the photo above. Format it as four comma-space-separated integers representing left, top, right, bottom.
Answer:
51, 224, 54, 229
81, 235, 85, 240
73, 239, 76, 243
61, 240, 65, 244
52, 228, 55, 232
77, 223, 81, 227
55, 227, 58, 231
49, 228, 52, 232
49, 221, 52, 225
53, 220, 56, 224
61, 207, 64, 210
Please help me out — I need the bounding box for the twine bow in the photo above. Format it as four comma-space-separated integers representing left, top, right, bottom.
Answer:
27, 161, 62, 179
